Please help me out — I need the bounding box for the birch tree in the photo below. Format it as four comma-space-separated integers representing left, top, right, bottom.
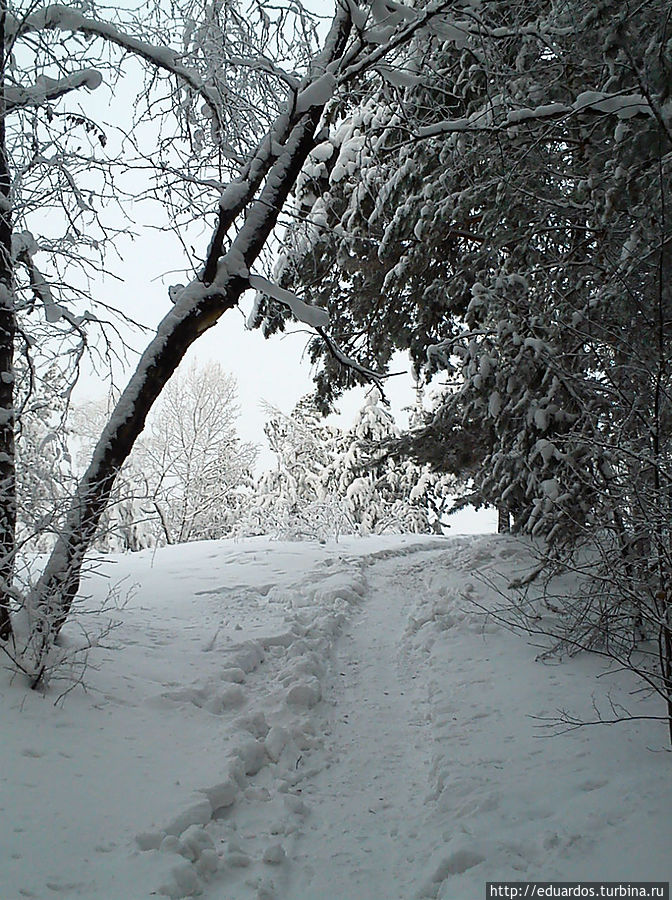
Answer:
72, 362, 255, 549
139, 360, 256, 544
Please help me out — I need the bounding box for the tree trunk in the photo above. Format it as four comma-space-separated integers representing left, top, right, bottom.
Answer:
0, 0, 16, 643
497, 503, 510, 534
662, 604, 672, 747
28, 10, 352, 646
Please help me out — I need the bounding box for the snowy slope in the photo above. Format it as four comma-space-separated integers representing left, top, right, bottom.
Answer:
1, 532, 670, 900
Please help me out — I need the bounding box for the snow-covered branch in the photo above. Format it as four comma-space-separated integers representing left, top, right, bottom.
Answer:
337, 0, 454, 85
10, 5, 222, 117
201, 5, 352, 284
228, 55, 301, 92
315, 326, 385, 390
248, 274, 329, 328
417, 91, 653, 139
5, 69, 103, 112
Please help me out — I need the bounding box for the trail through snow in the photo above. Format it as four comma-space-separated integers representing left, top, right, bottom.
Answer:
283, 541, 672, 899
283, 551, 436, 900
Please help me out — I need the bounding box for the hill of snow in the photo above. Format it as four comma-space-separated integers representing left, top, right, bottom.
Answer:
1, 530, 670, 899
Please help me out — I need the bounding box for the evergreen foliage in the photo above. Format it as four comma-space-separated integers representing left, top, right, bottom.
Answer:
244, 389, 452, 540
269, 0, 672, 542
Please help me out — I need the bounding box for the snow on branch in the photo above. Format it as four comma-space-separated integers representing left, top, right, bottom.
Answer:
295, 73, 337, 113
315, 326, 386, 392
228, 55, 301, 92
13, 231, 85, 328
338, 0, 455, 83
11, 5, 221, 116
6, 69, 102, 111
572, 91, 651, 119
418, 92, 653, 138
248, 274, 329, 328
201, 6, 353, 284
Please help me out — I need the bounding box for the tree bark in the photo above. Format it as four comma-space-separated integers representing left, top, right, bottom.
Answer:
28, 9, 352, 645
497, 504, 510, 534
0, 0, 16, 643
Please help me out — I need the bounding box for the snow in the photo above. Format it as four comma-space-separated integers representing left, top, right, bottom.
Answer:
2, 530, 671, 900
248, 274, 329, 328
424, 17, 471, 47
362, 24, 397, 45
573, 91, 650, 119
294, 74, 336, 114
376, 65, 422, 88
12, 230, 40, 260
309, 141, 335, 163
506, 103, 568, 123
488, 390, 502, 418
216, 248, 249, 282
219, 182, 251, 210
418, 91, 652, 140
16, 4, 215, 115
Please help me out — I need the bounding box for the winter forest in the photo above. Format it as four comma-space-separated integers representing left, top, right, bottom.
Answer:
2, 0, 672, 897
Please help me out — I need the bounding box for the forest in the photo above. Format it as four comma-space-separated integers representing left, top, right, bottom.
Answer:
1, 0, 672, 895
1, 0, 669, 731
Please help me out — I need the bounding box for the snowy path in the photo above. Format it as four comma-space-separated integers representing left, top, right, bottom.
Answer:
3, 535, 672, 900
281, 541, 672, 900
283, 553, 436, 900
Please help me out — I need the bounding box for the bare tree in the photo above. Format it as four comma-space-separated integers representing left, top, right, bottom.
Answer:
139, 360, 256, 544
71, 362, 255, 548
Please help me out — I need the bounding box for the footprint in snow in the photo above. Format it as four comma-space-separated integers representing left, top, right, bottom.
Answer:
577, 777, 608, 792
421, 836, 487, 897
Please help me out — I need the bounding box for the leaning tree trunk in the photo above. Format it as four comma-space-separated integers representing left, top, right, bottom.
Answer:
0, 0, 16, 644
28, 10, 353, 647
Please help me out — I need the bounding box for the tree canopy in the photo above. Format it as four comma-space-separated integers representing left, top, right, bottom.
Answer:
1, 0, 476, 672
269, 0, 671, 538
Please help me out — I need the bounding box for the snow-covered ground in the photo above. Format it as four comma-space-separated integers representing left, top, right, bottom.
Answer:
2, 526, 670, 900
